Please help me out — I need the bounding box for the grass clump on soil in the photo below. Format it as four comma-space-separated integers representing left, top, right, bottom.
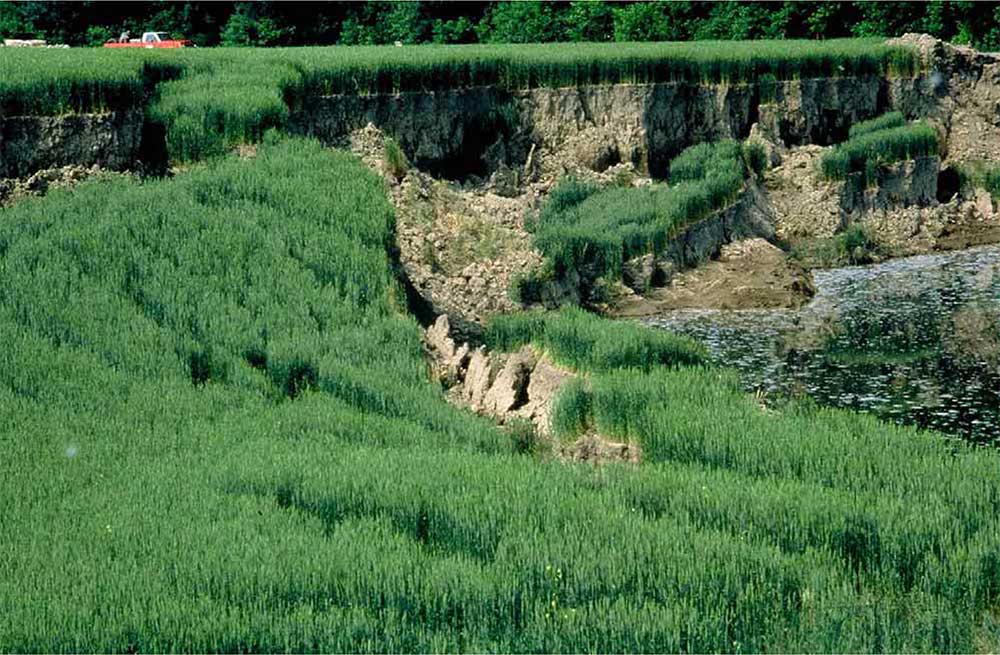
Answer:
527, 140, 753, 290
383, 136, 409, 180
820, 118, 939, 186
549, 377, 592, 438
955, 161, 1000, 199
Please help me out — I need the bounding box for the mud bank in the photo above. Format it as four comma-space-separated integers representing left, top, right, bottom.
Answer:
0, 110, 144, 179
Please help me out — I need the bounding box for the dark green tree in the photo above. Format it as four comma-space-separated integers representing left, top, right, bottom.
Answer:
564, 0, 614, 42
220, 2, 294, 46
475, 1, 565, 43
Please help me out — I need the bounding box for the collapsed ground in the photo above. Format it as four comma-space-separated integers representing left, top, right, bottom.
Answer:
312, 36, 1000, 339
3, 36, 1000, 652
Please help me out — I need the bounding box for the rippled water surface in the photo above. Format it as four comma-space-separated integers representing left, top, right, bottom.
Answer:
642, 245, 1000, 444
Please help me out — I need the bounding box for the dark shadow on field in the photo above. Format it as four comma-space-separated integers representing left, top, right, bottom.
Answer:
222, 478, 501, 566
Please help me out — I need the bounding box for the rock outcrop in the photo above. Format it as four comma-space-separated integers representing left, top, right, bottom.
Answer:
293, 70, 937, 181
424, 314, 567, 431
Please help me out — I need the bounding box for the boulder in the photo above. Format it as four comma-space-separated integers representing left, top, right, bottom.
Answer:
622, 254, 655, 293
482, 347, 537, 415
519, 355, 573, 432
463, 347, 495, 410
425, 314, 456, 360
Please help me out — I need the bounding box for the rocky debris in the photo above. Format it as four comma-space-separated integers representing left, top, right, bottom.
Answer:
424, 314, 470, 386
0, 164, 130, 206
519, 356, 572, 425
423, 316, 640, 463
765, 145, 843, 240
482, 348, 537, 415
766, 140, 1000, 259
885, 34, 1000, 166
612, 238, 815, 314
425, 313, 559, 428
349, 124, 544, 337
560, 433, 641, 464
923, 194, 1000, 252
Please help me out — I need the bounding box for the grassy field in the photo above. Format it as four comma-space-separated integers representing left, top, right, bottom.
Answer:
1, 38, 919, 161
0, 137, 998, 651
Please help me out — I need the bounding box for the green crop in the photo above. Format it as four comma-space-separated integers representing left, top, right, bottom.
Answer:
486, 309, 1000, 650
3, 134, 1000, 653
821, 118, 939, 184
282, 38, 919, 96
486, 306, 708, 371
848, 110, 907, 138
530, 140, 750, 286
0, 48, 147, 116
3, 35, 998, 653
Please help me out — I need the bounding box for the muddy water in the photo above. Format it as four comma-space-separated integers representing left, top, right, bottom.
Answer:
642, 245, 1000, 444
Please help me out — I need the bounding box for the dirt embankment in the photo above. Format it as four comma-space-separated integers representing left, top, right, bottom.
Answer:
0, 110, 144, 180
612, 238, 816, 315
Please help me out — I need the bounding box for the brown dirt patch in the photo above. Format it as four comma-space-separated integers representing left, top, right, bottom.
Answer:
609, 238, 815, 315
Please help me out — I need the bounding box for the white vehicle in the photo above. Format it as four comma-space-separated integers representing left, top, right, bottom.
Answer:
104, 32, 192, 49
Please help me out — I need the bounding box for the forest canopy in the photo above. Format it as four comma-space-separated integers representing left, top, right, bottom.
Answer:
3, 1, 1000, 49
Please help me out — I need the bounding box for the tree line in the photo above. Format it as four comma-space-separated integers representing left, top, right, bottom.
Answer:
3, 1, 1000, 49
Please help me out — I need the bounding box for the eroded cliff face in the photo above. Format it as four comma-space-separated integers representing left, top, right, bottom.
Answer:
2, 35, 995, 189
289, 74, 938, 180
0, 110, 144, 179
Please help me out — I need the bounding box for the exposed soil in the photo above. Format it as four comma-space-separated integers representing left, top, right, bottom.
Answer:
764, 145, 842, 240
347, 122, 651, 336
609, 238, 816, 315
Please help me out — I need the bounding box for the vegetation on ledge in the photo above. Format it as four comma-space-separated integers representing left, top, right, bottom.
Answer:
523, 140, 757, 293
821, 117, 939, 185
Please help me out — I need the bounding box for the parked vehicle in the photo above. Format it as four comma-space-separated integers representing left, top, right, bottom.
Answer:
104, 32, 192, 48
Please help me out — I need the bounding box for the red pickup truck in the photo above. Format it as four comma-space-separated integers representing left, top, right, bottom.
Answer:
104, 32, 193, 49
